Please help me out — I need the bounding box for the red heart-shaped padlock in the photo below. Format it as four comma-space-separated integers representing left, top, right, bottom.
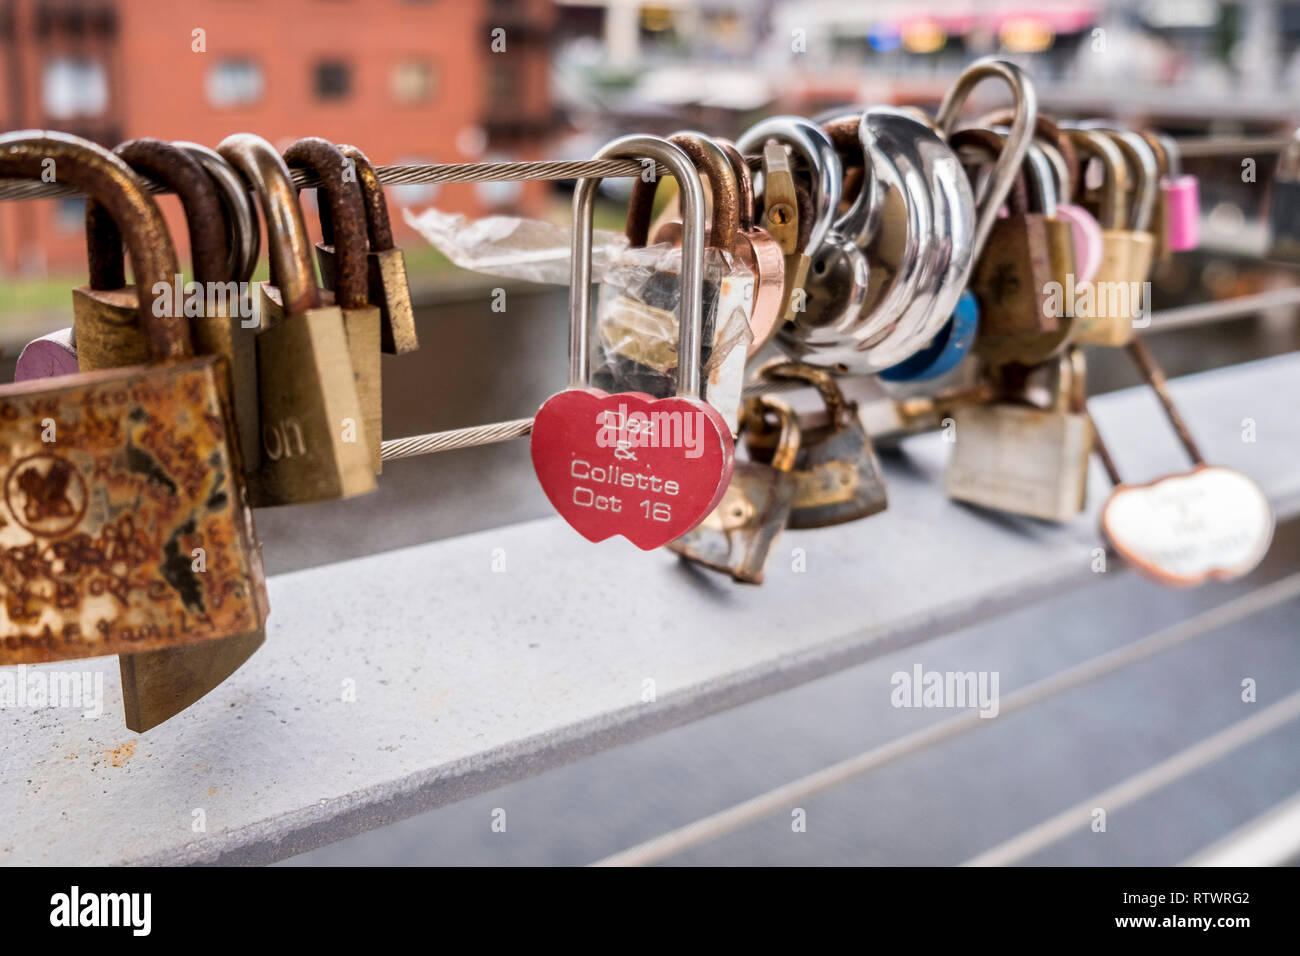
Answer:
531, 388, 734, 550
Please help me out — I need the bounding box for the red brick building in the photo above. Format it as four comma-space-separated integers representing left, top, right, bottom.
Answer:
0, 0, 555, 276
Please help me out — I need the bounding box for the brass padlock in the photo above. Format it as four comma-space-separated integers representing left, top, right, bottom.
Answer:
946, 348, 1092, 522
1069, 129, 1145, 346
316, 143, 419, 355
284, 137, 383, 474
0, 132, 268, 691
217, 133, 376, 505
745, 362, 888, 528
667, 395, 801, 584
77, 139, 262, 471
954, 127, 1057, 347
1104, 129, 1158, 290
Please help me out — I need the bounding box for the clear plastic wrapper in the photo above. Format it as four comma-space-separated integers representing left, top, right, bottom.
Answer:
404, 207, 753, 431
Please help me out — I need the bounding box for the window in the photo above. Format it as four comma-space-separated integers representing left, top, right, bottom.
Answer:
391, 60, 436, 104
313, 60, 352, 101
207, 59, 264, 108
42, 58, 108, 119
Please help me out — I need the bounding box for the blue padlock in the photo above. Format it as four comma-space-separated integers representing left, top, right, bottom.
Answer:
878, 291, 979, 383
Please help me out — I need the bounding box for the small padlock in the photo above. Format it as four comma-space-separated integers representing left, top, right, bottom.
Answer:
1142, 130, 1200, 256
955, 128, 1057, 342
1266, 128, 1300, 262
283, 137, 383, 475
316, 143, 419, 355
218, 133, 376, 505
718, 139, 785, 354
1068, 129, 1145, 347
0, 132, 268, 687
946, 348, 1092, 522
1091, 339, 1273, 587
667, 395, 801, 584
1105, 129, 1159, 288
745, 362, 887, 528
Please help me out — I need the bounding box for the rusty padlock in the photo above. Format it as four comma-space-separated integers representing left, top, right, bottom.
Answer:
0, 133, 268, 719
283, 137, 383, 474
668, 395, 801, 584
745, 362, 887, 528
218, 133, 375, 505
316, 143, 419, 355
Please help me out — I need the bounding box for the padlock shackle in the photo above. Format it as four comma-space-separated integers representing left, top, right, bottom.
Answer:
743, 395, 802, 473
218, 133, 320, 318
1068, 130, 1129, 230
624, 131, 738, 254
977, 109, 1080, 200
0, 131, 189, 362
283, 137, 370, 311
87, 138, 232, 286
716, 139, 758, 232
935, 57, 1038, 262
736, 117, 843, 256
320, 144, 396, 253
175, 141, 261, 283
1104, 130, 1159, 233
571, 135, 706, 399
760, 361, 855, 429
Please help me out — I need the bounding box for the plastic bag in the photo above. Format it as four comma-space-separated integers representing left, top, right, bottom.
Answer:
403, 206, 753, 430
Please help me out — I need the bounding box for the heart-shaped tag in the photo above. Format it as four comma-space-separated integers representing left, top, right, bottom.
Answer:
1101, 465, 1274, 587
531, 388, 734, 549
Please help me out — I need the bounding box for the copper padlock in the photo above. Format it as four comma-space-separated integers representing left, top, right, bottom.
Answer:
745, 362, 888, 528
668, 395, 801, 584
0, 133, 268, 699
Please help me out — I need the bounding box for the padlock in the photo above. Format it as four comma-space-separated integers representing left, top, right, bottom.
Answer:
283, 137, 383, 475
1068, 129, 1145, 347
174, 140, 262, 285
745, 362, 887, 528
737, 119, 846, 327
1091, 338, 1273, 587
1104, 129, 1159, 288
77, 139, 263, 476
1141, 130, 1200, 257
0, 132, 268, 692
58, 139, 268, 733
217, 133, 376, 505
717, 139, 785, 354
1267, 128, 1300, 261
1040, 138, 1104, 285
667, 395, 801, 584
15, 327, 79, 381
316, 143, 419, 355
529, 134, 734, 551
603, 131, 749, 429
946, 348, 1092, 522
954, 128, 1057, 344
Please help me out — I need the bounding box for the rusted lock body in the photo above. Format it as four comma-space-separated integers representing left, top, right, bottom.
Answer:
745, 363, 887, 528
283, 137, 383, 474
218, 133, 375, 505
316, 143, 419, 355
946, 349, 1092, 522
668, 395, 801, 584
0, 131, 267, 668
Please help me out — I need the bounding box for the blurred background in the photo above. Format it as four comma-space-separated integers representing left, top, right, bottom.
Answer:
1, 0, 1297, 864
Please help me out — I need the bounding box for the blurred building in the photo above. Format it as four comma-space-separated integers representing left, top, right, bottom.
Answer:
0, 0, 557, 277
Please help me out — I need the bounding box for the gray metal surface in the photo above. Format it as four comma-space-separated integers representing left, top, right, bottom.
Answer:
2, 353, 1298, 866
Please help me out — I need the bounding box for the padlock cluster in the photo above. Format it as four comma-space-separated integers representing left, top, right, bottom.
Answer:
0, 56, 1287, 731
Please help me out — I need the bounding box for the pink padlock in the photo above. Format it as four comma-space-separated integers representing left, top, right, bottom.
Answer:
14, 327, 78, 382
1149, 130, 1200, 252
1056, 202, 1104, 284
